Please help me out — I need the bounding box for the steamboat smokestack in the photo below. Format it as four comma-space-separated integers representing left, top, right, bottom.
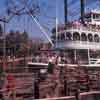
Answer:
64, 0, 68, 24
80, 0, 85, 24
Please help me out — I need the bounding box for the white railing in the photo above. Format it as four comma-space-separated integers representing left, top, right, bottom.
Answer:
57, 41, 100, 50
57, 24, 100, 34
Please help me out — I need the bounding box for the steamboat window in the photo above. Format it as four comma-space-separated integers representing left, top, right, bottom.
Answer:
65, 32, 72, 40
73, 32, 80, 41
88, 34, 93, 42
58, 33, 65, 41
94, 34, 99, 42
81, 33, 87, 41
93, 14, 100, 19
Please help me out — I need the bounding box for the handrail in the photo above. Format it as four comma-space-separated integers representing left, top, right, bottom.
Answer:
37, 91, 100, 100
36, 96, 75, 100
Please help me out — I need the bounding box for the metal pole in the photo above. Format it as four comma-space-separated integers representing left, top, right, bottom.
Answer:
74, 89, 80, 100
34, 73, 39, 99
56, 0, 58, 48
64, 0, 68, 24
80, 0, 85, 24
3, 19, 6, 71
74, 49, 77, 63
64, 79, 68, 96
88, 49, 90, 64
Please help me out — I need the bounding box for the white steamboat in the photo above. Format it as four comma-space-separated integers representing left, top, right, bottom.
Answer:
52, 9, 100, 65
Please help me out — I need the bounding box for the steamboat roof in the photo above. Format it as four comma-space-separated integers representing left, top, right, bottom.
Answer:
91, 9, 100, 14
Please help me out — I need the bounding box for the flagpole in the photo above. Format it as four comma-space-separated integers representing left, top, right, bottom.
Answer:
56, 0, 58, 48
3, 17, 6, 72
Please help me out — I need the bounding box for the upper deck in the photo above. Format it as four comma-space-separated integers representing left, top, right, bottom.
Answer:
52, 9, 100, 50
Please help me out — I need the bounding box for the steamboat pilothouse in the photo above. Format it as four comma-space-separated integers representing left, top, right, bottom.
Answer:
52, 9, 100, 65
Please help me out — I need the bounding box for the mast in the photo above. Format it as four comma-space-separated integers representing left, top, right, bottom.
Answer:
56, 0, 58, 48
80, 0, 85, 24
64, 0, 68, 24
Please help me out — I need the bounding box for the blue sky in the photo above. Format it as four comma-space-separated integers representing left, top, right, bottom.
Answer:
0, 0, 99, 41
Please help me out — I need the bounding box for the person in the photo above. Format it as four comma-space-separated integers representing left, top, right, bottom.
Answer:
47, 54, 57, 74
3, 74, 16, 100
47, 57, 54, 74
55, 55, 61, 65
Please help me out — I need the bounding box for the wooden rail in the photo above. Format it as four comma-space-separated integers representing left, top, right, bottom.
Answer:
37, 91, 100, 100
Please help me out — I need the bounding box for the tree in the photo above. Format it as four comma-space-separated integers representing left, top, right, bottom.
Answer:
4, 0, 41, 56
18, 31, 29, 56
20, 31, 29, 43
6, 30, 16, 56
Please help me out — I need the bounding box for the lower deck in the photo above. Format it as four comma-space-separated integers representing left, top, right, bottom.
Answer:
53, 49, 100, 65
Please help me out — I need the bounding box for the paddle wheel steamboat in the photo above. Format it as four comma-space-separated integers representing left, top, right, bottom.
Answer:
52, 9, 100, 65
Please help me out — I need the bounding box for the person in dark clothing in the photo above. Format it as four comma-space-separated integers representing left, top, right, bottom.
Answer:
47, 55, 56, 74
47, 62, 54, 74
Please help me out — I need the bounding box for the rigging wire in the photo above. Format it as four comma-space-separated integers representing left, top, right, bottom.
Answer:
3, 0, 100, 40
20, 0, 54, 46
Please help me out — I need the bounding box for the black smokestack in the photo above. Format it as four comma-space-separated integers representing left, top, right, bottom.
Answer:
80, 0, 85, 24
64, 0, 68, 24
